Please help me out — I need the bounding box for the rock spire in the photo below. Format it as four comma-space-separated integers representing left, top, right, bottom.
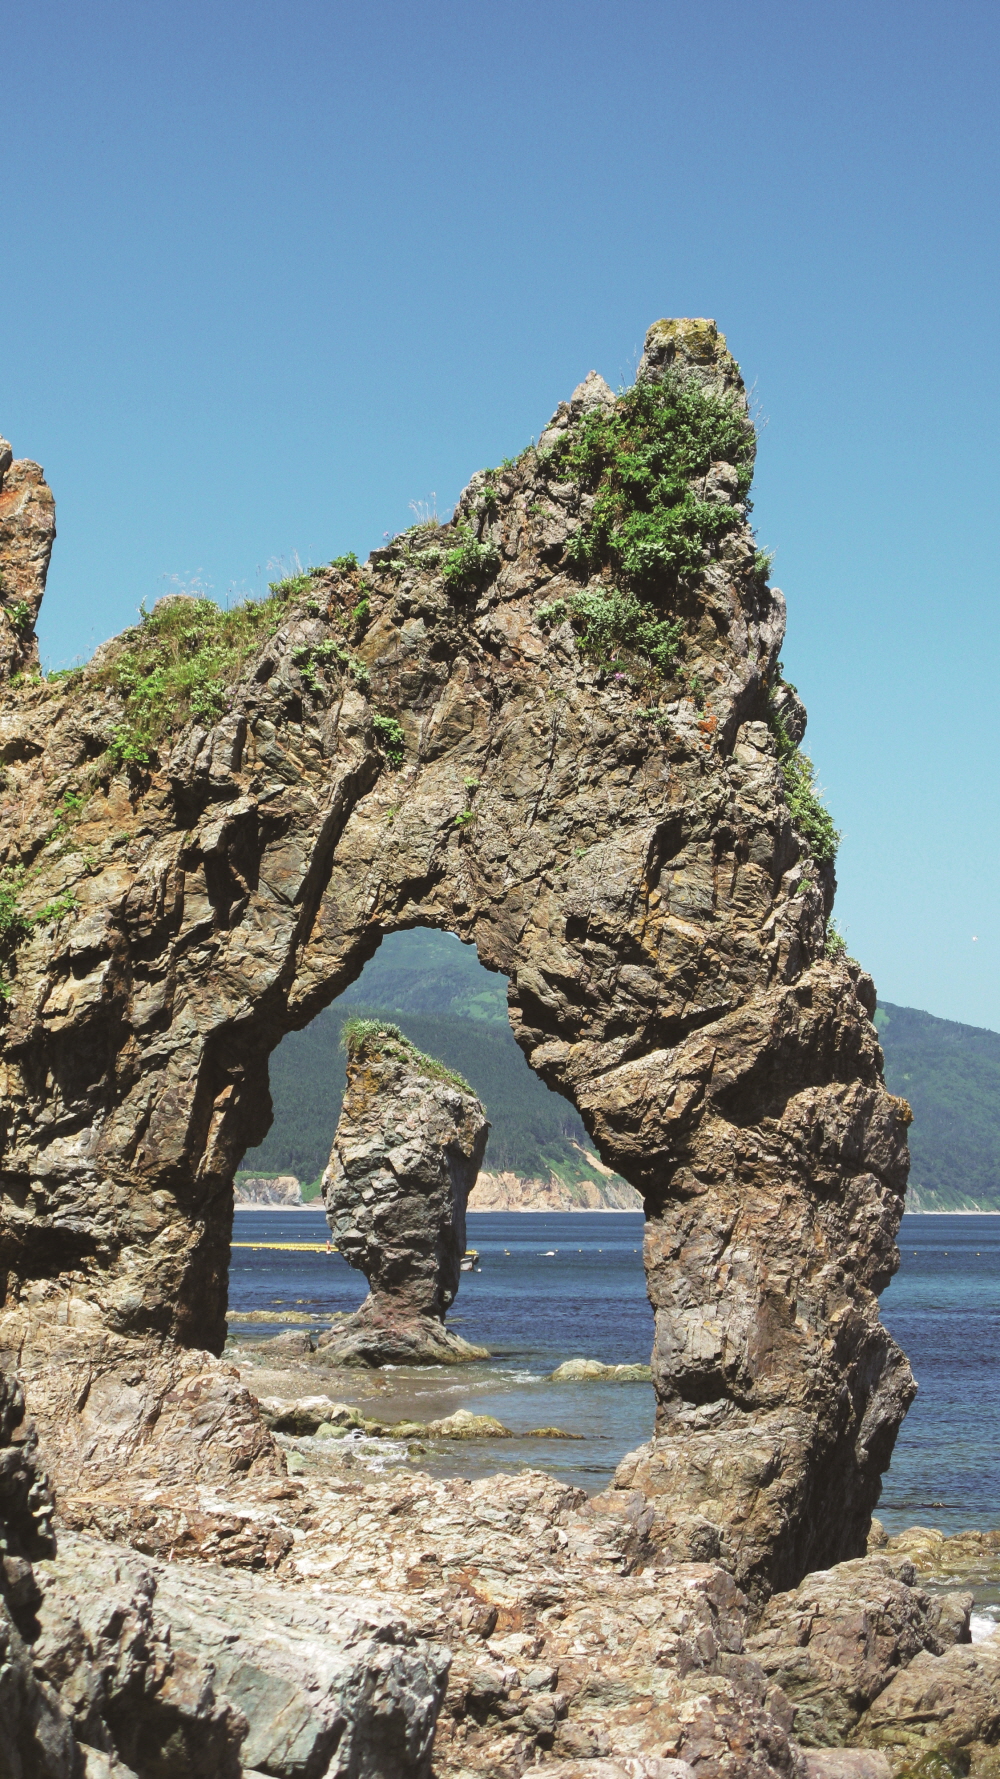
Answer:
320, 1022, 490, 1364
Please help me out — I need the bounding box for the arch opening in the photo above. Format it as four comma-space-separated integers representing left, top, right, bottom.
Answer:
226, 925, 654, 1494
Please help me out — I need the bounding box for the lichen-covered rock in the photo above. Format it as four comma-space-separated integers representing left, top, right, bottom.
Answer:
0, 319, 911, 1588
319, 1029, 489, 1364
746, 1555, 972, 1746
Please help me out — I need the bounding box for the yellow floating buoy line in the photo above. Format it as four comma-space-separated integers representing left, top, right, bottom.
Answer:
231, 1241, 482, 1260
231, 1241, 335, 1253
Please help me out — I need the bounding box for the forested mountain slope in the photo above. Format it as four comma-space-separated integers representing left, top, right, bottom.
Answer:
876, 1001, 1000, 1210
245, 960, 1000, 1212
241, 928, 635, 1200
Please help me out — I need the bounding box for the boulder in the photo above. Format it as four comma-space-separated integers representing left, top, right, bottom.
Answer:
550, 1359, 653, 1382
852, 1639, 1000, 1766
746, 1555, 972, 1746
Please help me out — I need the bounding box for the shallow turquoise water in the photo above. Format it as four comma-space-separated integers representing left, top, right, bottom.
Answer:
229, 1208, 1000, 1524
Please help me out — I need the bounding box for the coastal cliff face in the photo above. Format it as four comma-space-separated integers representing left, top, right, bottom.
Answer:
319, 1026, 490, 1363
0, 321, 912, 1593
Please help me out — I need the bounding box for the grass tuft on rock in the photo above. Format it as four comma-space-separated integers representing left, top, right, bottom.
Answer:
767, 695, 840, 865
93, 590, 304, 769
550, 372, 755, 596
341, 1015, 474, 1094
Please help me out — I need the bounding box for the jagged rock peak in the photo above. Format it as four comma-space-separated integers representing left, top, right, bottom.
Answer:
0, 436, 55, 681
638, 315, 746, 401
319, 1023, 490, 1365
538, 369, 616, 449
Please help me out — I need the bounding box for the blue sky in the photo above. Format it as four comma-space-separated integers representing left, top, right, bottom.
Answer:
2, 0, 997, 1028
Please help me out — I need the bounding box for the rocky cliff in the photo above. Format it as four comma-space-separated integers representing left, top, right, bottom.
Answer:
0, 319, 912, 1604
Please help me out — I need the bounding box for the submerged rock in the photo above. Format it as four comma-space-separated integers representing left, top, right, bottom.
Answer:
318, 1025, 490, 1365
550, 1358, 653, 1382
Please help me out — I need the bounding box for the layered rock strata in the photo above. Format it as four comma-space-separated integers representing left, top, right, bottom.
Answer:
320, 1027, 489, 1363
0, 320, 911, 1590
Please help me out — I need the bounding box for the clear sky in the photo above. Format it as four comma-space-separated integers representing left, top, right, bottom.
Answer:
2, 0, 997, 1029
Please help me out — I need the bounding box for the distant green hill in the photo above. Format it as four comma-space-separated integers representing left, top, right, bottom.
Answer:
245, 947, 1000, 1213
876, 1001, 1000, 1210
241, 929, 626, 1198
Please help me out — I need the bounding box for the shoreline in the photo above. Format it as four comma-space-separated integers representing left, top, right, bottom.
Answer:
233, 1202, 998, 1216
233, 1202, 645, 1214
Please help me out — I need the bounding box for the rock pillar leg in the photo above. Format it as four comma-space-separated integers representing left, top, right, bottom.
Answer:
591, 972, 916, 1600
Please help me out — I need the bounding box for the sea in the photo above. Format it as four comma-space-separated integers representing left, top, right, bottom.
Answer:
228, 1209, 1000, 1535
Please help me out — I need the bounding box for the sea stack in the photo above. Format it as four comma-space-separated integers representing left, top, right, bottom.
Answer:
318, 1020, 490, 1365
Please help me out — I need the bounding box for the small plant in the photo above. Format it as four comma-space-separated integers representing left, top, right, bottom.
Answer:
454, 810, 475, 827
268, 573, 313, 599
351, 597, 370, 631
5, 600, 32, 632
371, 713, 405, 766
476, 482, 499, 516
109, 727, 153, 771
442, 524, 500, 597
547, 371, 755, 597
33, 891, 78, 926
754, 548, 774, 584
341, 1015, 473, 1093
0, 868, 30, 955
463, 777, 480, 791
767, 695, 840, 865
538, 587, 682, 680
331, 552, 359, 572
825, 921, 848, 960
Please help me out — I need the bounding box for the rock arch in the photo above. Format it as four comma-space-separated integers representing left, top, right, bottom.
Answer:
0, 322, 913, 1594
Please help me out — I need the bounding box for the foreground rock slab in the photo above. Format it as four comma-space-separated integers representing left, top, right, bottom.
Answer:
33, 1531, 450, 1779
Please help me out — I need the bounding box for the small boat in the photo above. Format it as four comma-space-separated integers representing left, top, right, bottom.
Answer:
461, 1249, 479, 1272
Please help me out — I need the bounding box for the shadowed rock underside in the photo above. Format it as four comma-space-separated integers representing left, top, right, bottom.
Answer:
0, 319, 913, 1598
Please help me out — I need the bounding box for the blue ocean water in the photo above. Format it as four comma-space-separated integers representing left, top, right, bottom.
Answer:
229, 1209, 1000, 1525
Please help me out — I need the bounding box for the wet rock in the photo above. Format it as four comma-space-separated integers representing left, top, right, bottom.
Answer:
875, 1524, 1000, 1588
425, 1411, 512, 1440
746, 1556, 972, 1746
319, 1028, 490, 1365
258, 1394, 348, 1433
550, 1359, 652, 1382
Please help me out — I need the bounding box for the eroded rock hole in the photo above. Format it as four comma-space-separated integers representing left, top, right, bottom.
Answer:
229, 928, 655, 1491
